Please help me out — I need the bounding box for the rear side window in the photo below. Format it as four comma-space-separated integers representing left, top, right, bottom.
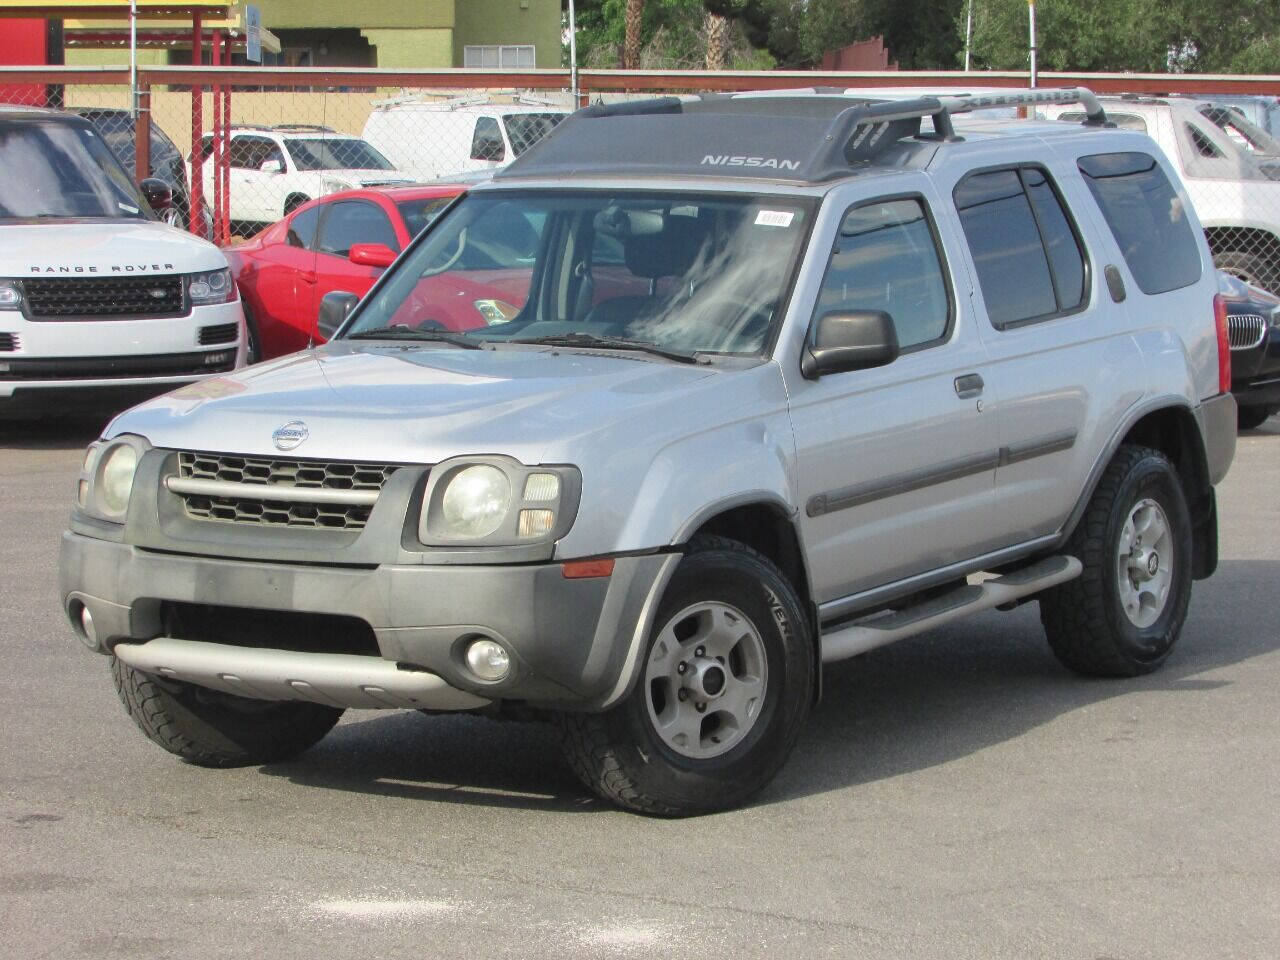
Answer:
1077, 152, 1202, 295
954, 166, 1088, 328
470, 116, 505, 162
813, 196, 951, 350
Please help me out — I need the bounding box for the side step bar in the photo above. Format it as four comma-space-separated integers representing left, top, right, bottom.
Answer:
820, 555, 1082, 664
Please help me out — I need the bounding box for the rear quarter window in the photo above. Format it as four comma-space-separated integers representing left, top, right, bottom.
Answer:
1077, 152, 1203, 295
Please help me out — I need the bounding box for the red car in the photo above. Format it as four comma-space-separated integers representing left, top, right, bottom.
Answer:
227, 183, 466, 360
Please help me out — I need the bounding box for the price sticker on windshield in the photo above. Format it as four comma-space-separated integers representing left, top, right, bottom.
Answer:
755, 209, 795, 228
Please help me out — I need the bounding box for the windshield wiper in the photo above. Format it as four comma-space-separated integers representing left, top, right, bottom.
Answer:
508, 333, 706, 365
345, 327, 484, 350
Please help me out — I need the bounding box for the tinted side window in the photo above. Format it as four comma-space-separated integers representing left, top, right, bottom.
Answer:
229, 136, 281, 170
1022, 168, 1086, 312
813, 197, 950, 350
1077, 152, 1202, 295
470, 116, 505, 162
955, 169, 1057, 326
287, 205, 320, 249
315, 201, 399, 257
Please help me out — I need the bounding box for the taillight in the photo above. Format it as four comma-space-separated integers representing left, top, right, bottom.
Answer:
1214, 293, 1232, 395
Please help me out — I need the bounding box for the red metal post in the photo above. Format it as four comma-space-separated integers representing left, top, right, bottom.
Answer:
210, 30, 223, 244
188, 11, 204, 236
134, 79, 151, 181
221, 32, 232, 244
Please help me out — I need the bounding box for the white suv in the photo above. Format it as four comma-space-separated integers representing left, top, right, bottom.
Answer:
195, 125, 412, 229
1041, 96, 1280, 293
1, 108, 245, 417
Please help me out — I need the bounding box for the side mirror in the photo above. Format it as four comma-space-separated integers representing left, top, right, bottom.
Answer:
317, 290, 360, 341
259, 158, 284, 175
139, 177, 173, 212
348, 243, 397, 269
801, 310, 900, 379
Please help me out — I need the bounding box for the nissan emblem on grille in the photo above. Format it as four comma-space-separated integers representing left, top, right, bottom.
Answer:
272, 421, 309, 451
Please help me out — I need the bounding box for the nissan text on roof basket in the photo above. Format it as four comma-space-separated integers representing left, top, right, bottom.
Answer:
59, 88, 1235, 815
1, 108, 246, 418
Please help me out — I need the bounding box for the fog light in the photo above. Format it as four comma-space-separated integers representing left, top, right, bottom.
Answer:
80, 606, 98, 649
464, 638, 510, 682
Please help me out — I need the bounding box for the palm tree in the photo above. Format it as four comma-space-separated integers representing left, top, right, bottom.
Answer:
705, 11, 729, 69
624, 0, 643, 69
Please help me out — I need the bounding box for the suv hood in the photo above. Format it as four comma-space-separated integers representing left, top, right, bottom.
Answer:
3, 219, 226, 276
107, 342, 753, 465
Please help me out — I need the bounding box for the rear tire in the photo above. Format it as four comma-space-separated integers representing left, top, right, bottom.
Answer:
111, 658, 343, 766
1039, 445, 1193, 677
557, 535, 813, 816
284, 194, 310, 216
1237, 405, 1273, 430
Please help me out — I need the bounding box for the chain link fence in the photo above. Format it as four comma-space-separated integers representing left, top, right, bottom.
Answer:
3, 68, 1280, 295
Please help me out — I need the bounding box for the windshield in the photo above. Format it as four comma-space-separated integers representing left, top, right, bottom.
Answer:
502, 113, 566, 156
345, 189, 814, 357
0, 120, 149, 220
396, 196, 457, 236
286, 138, 394, 171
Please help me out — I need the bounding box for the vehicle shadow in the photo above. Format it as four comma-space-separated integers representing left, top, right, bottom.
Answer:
261, 558, 1279, 815
0, 415, 112, 451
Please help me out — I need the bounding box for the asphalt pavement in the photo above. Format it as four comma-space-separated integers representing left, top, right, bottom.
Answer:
2, 412, 1278, 960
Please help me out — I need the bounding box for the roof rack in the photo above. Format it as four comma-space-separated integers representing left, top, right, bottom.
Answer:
503, 87, 1113, 184
271, 124, 337, 133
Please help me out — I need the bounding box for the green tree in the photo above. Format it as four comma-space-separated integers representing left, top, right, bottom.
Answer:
962, 0, 1280, 73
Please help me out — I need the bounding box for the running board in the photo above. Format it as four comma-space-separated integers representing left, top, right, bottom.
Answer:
820, 555, 1082, 664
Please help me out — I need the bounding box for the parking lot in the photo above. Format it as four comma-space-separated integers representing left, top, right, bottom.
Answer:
0, 414, 1275, 959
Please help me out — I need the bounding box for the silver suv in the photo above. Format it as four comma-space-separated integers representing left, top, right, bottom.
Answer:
59, 89, 1237, 815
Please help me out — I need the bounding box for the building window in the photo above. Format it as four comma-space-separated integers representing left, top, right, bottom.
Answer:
464, 44, 536, 68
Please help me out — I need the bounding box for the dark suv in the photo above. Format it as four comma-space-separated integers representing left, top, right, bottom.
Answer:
72, 107, 211, 236
1219, 272, 1280, 428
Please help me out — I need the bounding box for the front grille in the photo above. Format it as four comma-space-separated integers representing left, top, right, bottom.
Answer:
1228, 313, 1268, 351
0, 350, 236, 380
161, 601, 380, 656
198, 321, 240, 345
0, 332, 18, 352
23, 274, 186, 319
175, 450, 403, 530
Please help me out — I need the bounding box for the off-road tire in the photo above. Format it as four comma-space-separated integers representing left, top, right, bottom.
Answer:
1237, 405, 1273, 430
557, 535, 813, 816
111, 658, 343, 766
1039, 445, 1193, 677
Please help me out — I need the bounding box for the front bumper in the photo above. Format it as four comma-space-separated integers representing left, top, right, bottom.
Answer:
1231, 329, 1280, 409
0, 300, 245, 400
59, 531, 677, 712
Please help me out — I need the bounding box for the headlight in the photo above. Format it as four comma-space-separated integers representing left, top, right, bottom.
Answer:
419, 458, 580, 546
0, 281, 21, 310
441, 465, 511, 539
187, 268, 235, 305
1271, 306, 1280, 329
78, 436, 148, 522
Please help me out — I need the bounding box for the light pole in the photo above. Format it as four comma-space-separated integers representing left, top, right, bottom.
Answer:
1028, 0, 1038, 88
964, 0, 973, 72
568, 0, 578, 102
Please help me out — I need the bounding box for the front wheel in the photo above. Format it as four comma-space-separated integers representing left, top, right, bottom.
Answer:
1039, 445, 1193, 677
112, 658, 343, 766
558, 536, 814, 816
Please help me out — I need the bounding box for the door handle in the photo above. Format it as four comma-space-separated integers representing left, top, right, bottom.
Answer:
300, 271, 316, 283
954, 373, 984, 399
